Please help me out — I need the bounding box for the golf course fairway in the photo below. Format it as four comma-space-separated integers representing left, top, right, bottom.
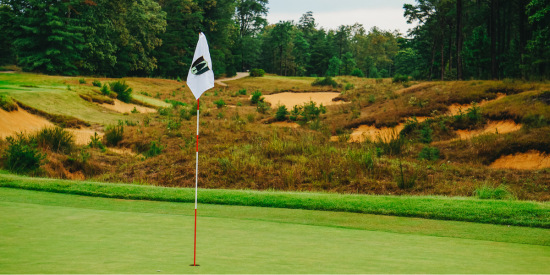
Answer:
1, 188, 549, 274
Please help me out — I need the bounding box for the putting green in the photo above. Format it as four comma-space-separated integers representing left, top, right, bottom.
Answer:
1, 188, 549, 274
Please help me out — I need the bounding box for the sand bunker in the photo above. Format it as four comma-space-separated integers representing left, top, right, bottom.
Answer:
448, 94, 506, 116
490, 150, 550, 170
262, 92, 344, 108
67, 129, 104, 146
271, 121, 300, 128
108, 148, 136, 156
455, 120, 522, 140
100, 99, 156, 114
0, 107, 53, 139
332, 117, 429, 143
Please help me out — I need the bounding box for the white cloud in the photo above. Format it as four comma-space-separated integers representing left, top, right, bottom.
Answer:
268, 8, 417, 35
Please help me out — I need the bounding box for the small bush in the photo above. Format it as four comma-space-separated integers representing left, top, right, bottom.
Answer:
164, 99, 186, 108
218, 157, 231, 171
392, 74, 409, 83
256, 101, 271, 114
109, 81, 133, 103
238, 89, 247, 95
375, 130, 405, 156
100, 84, 110, 96
217, 112, 224, 119
275, 105, 289, 121
289, 105, 302, 121
179, 108, 191, 121
213, 99, 226, 109
92, 80, 101, 87
475, 184, 514, 200
522, 114, 547, 129
368, 94, 376, 104
144, 140, 166, 158
88, 132, 105, 149
251, 91, 263, 104
350, 68, 364, 77
0, 95, 18, 111
35, 127, 75, 153
177, 76, 182, 82
246, 114, 256, 123
2, 134, 46, 174
418, 124, 433, 144
301, 101, 326, 122
311, 76, 338, 88
158, 107, 172, 116
395, 160, 418, 190
250, 68, 265, 77
418, 146, 440, 161
131, 107, 140, 114
104, 124, 124, 146
79, 78, 86, 84
344, 83, 354, 91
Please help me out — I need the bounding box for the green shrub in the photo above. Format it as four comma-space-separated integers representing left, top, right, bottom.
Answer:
79, 78, 86, 84
177, 76, 182, 82
179, 108, 191, 121
35, 127, 75, 153
158, 107, 172, 116
100, 84, 110, 96
350, 68, 364, 77
311, 76, 338, 88
395, 160, 418, 190
131, 107, 140, 114
418, 146, 440, 161
392, 74, 409, 83
92, 80, 101, 87
218, 157, 231, 171
418, 124, 433, 144
0, 95, 18, 111
275, 105, 289, 121
88, 132, 105, 149
2, 134, 46, 174
246, 114, 256, 123
368, 94, 376, 104
104, 124, 124, 146
249, 68, 265, 77
475, 184, 514, 200
256, 101, 271, 114
109, 81, 132, 103
213, 99, 226, 109
466, 102, 483, 123
344, 83, 354, 91
522, 114, 547, 129
217, 112, 224, 119
289, 105, 302, 121
251, 91, 263, 104
144, 140, 166, 158
301, 101, 326, 122
164, 99, 186, 108
238, 89, 247, 95
374, 130, 405, 156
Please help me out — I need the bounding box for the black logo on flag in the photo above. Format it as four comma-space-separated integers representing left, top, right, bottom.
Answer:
191, 56, 210, 76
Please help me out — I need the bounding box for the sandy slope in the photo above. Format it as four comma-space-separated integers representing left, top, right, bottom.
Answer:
490, 150, 550, 170
100, 99, 157, 114
263, 92, 344, 108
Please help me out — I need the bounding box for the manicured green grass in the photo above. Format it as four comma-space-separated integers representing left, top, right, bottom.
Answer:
0, 86, 133, 125
132, 94, 172, 108
1, 188, 549, 274
1, 173, 549, 228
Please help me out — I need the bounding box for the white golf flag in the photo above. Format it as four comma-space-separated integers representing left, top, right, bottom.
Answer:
187, 33, 215, 99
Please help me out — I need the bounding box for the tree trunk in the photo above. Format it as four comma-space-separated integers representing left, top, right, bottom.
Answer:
429, 39, 436, 81
280, 46, 283, 76
441, 31, 445, 81
448, 25, 453, 73
457, 0, 463, 80
491, 0, 498, 80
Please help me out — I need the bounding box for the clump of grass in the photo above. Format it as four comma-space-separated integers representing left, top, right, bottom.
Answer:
418, 146, 440, 161
0, 95, 18, 111
143, 140, 166, 158
2, 134, 46, 174
256, 101, 270, 114
79, 78, 86, 84
104, 124, 124, 146
213, 99, 226, 109
92, 80, 101, 87
100, 84, 110, 96
475, 184, 515, 200
131, 107, 140, 114
165, 99, 186, 108
88, 133, 105, 149
238, 89, 247, 95
35, 127, 75, 154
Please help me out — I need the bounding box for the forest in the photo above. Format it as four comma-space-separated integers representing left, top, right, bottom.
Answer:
0, 0, 548, 80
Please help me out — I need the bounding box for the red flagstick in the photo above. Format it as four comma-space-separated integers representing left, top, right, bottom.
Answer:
194, 99, 199, 266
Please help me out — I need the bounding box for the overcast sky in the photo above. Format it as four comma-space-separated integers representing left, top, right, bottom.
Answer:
266, 0, 417, 35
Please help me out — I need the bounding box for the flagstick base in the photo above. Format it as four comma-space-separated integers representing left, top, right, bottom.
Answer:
189, 264, 200, 267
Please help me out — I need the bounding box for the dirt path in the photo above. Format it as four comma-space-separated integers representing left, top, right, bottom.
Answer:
215, 72, 249, 87
490, 150, 550, 170
100, 99, 156, 114
263, 92, 344, 108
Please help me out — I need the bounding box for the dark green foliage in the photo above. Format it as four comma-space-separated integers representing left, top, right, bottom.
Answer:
396, 160, 418, 190
165, 100, 186, 108
158, 107, 172, 116
311, 76, 338, 88
144, 140, 166, 158
392, 74, 409, 83
275, 105, 289, 121
0, 5, 15, 66
79, 78, 86, 84
213, 99, 226, 109
100, 84, 110, 96
418, 146, 440, 161
238, 89, 247, 95
375, 131, 405, 156
2, 134, 46, 174
92, 80, 101, 87
131, 107, 140, 114
0, 95, 18, 111
289, 105, 302, 121
418, 124, 433, 144
109, 81, 132, 103
522, 114, 547, 129
251, 91, 263, 104
249, 69, 265, 77
475, 185, 514, 200
301, 101, 327, 122
177, 77, 181, 82
35, 127, 75, 154
104, 124, 124, 146
350, 68, 364, 77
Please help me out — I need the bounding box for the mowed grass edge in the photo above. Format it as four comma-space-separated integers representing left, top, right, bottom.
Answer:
0, 172, 549, 228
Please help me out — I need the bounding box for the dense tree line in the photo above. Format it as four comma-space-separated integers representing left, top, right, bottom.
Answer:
0, 0, 548, 80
